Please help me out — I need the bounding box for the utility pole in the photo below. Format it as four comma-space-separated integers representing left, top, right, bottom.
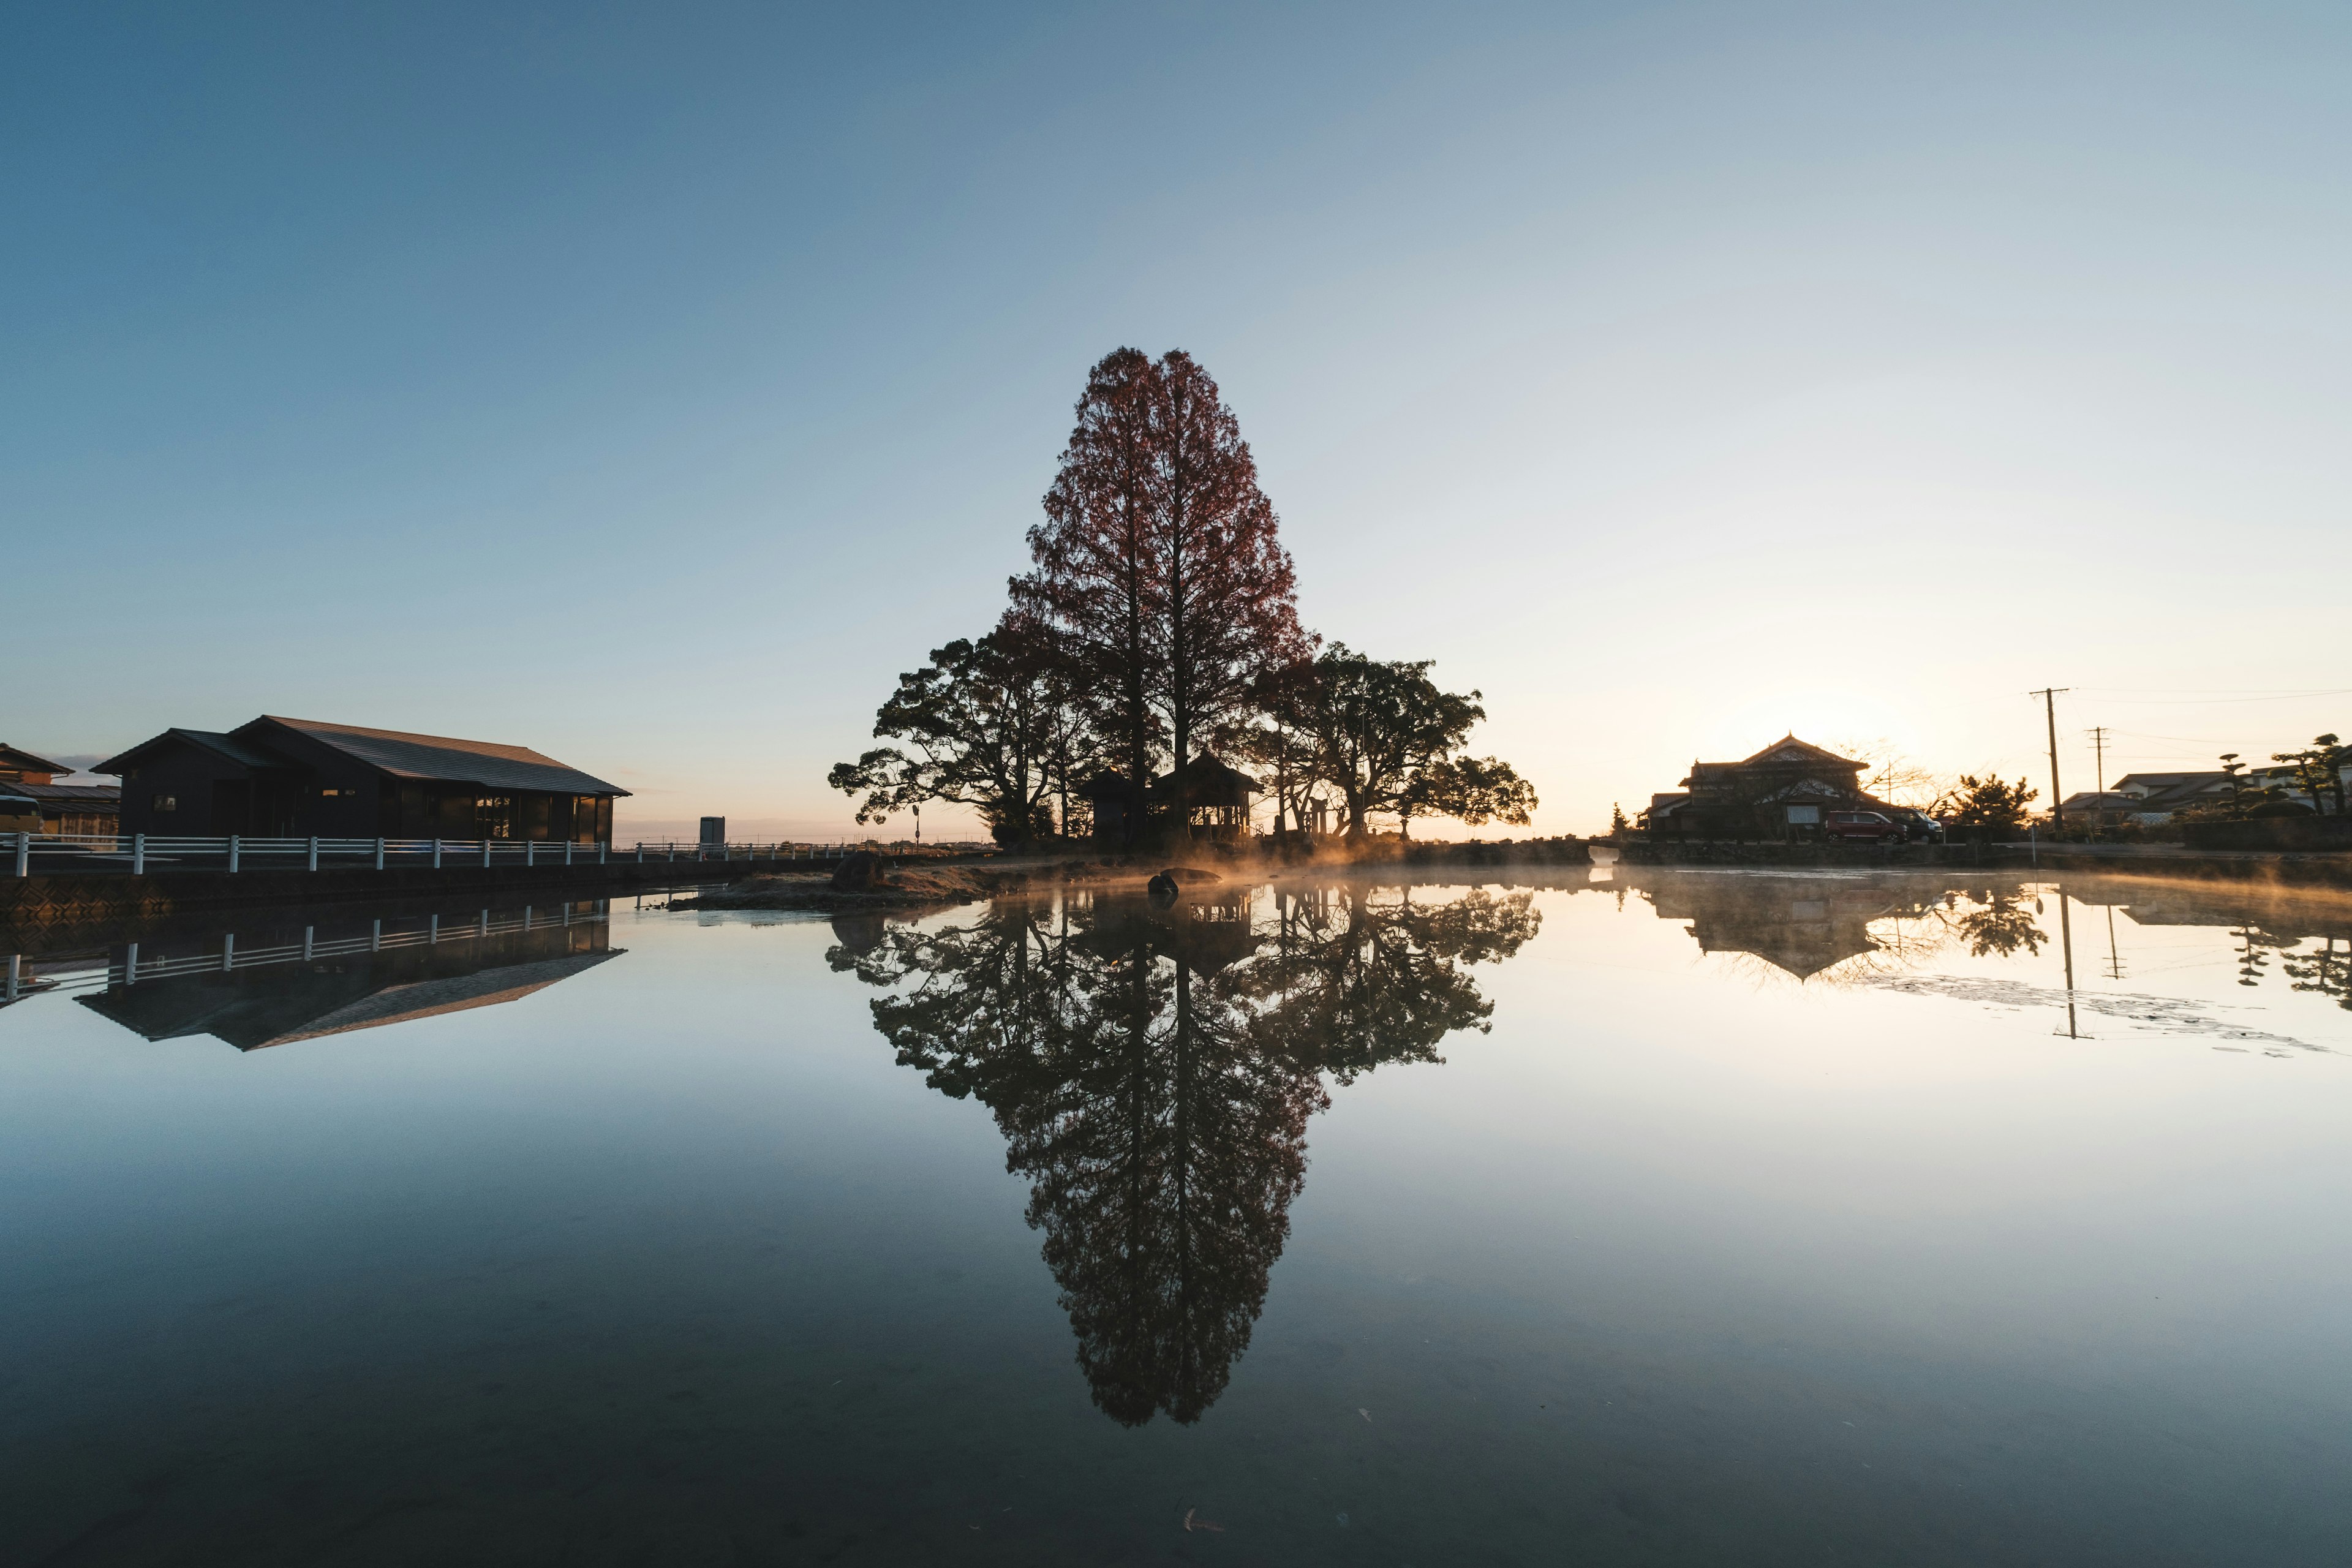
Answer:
2087, 725, 2112, 835
2031, 688, 2070, 834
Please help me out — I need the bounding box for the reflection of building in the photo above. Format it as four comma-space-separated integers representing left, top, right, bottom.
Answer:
76, 904, 619, 1050
0, 743, 121, 834
1644, 736, 1885, 840
100, 716, 627, 842
1643, 875, 1922, 979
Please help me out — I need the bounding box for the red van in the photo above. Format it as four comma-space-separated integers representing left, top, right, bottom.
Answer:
1823, 810, 1904, 843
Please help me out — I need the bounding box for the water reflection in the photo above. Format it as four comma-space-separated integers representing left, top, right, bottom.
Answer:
831, 884, 1539, 1425
9, 900, 621, 1048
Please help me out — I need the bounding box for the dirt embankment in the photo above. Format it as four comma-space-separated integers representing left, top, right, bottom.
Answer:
662, 858, 1220, 913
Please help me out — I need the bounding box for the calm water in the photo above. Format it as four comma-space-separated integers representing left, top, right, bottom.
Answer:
4, 869, 2350, 1565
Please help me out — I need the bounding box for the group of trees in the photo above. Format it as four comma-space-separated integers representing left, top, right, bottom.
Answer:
2179, 734, 2348, 822
831, 349, 1534, 846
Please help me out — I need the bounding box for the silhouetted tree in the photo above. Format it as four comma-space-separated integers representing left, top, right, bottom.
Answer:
2270, 733, 2347, 816
1402, 754, 1539, 836
1265, 645, 1523, 839
1017, 349, 1307, 840
1934, 774, 2038, 835
827, 613, 1075, 845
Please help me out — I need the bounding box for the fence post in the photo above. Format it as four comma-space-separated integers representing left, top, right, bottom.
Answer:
12, 833, 25, 878
599, 842, 608, 865
303, 925, 314, 960
228, 835, 240, 874
222, 932, 235, 971
433, 838, 443, 869
371, 918, 381, 952
483, 839, 492, 869
6, 953, 18, 1001
565, 840, 573, 867
375, 838, 385, 871
125, 943, 138, 987
307, 837, 319, 872
429, 913, 439, 944
132, 834, 146, 876
526, 840, 536, 869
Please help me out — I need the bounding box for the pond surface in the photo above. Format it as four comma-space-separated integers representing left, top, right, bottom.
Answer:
3, 870, 2350, 1565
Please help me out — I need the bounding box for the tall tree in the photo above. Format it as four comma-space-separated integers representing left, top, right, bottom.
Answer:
1017, 349, 1306, 840
826, 614, 1071, 845
1019, 349, 1163, 826
1147, 351, 1307, 768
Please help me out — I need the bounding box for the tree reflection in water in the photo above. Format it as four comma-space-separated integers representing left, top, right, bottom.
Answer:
829, 884, 1538, 1425
1951, 887, 2046, 959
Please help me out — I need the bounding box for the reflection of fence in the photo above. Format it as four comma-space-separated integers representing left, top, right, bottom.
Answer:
5, 902, 609, 1003
7, 834, 854, 878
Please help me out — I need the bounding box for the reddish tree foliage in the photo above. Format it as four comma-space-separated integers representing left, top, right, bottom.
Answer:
1016, 349, 1306, 835
1019, 348, 1163, 807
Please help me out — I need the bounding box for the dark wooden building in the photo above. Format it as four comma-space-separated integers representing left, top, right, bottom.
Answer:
1079, 757, 1259, 843
100, 717, 627, 842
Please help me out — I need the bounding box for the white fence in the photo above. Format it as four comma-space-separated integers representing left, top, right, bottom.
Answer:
6, 833, 857, 878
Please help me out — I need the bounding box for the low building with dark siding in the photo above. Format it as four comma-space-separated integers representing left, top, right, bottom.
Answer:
99, 717, 627, 842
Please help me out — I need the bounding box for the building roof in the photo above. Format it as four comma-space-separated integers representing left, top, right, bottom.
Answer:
1734, 735, 1868, 772
252, 717, 628, 796
14, 782, 119, 806
98, 728, 289, 775
1148, 755, 1257, 808
0, 743, 69, 777
99, 718, 627, 796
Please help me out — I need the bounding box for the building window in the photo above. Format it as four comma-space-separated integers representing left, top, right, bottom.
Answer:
153, 795, 177, 812
477, 795, 516, 838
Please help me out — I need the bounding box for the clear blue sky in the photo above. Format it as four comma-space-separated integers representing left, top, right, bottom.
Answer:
9, 3, 2347, 837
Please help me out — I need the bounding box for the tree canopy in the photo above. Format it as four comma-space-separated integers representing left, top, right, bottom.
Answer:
826, 616, 1079, 845
833, 349, 1536, 846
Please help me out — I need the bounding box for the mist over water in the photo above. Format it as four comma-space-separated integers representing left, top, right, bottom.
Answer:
3, 870, 2349, 1563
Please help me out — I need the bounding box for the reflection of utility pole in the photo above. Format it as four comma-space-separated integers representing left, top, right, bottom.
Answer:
2104, 905, 2125, 981
2032, 688, 2070, 833
2057, 888, 2080, 1039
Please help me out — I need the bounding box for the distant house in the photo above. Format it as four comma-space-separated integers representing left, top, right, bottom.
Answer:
0, 742, 121, 835
1644, 736, 1885, 839
2106, 772, 2235, 823
99, 717, 627, 842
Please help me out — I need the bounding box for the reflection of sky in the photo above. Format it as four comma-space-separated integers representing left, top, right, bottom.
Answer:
2, 880, 2350, 1561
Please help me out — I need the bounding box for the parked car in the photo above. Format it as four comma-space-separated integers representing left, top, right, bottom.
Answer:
1889, 809, 1945, 843
1823, 810, 1904, 843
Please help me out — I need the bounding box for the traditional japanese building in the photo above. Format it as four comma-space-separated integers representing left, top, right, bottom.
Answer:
1643, 735, 1885, 839
99, 717, 627, 842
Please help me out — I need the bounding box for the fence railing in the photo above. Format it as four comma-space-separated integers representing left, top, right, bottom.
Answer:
4, 902, 609, 1002
6, 833, 857, 878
